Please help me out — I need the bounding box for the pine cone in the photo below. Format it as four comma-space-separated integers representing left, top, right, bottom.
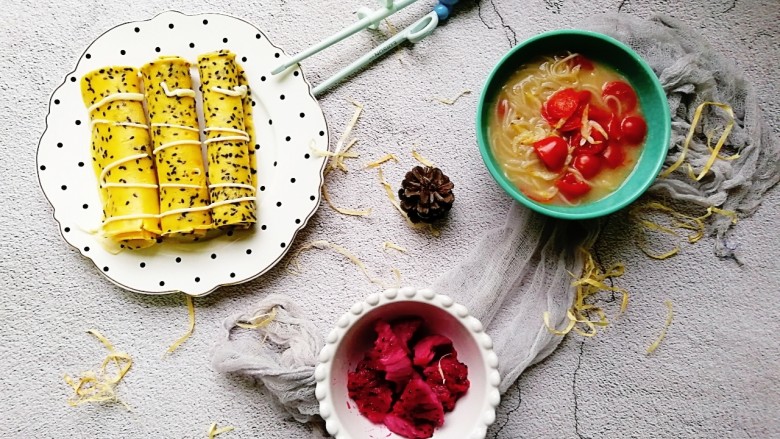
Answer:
398, 166, 455, 224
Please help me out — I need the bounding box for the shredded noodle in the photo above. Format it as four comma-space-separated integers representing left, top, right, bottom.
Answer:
63, 330, 132, 407
543, 247, 628, 337
647, 300, 674, 354
288, 240, 390, 287
207, 423, 235, 438
165, 295, 195, 357
365, 153, 399, 168
411, 149, 435, 167
434, 90, 472, 105
382, 241, 408, 253
236, 307, 278, 330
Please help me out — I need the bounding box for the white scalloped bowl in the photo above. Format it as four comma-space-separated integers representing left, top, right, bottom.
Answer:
315, 287, 500, 439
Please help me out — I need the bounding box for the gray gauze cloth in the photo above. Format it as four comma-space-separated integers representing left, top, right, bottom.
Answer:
211, 14, 780, 422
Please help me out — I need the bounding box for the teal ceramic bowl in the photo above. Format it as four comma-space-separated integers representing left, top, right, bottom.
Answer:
476, 30, 670, 220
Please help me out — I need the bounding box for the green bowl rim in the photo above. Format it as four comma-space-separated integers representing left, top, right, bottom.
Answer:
476, 29, 671, 220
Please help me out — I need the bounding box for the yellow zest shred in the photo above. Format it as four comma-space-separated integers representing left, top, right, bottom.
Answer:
411, 149, 435, 167
365, 153, 399, 168
382, 241, 408, 253
207, 423, 235, 438
165, 295, 195, 357
434, 90, 472, 105
631, 201, 738, 259
543, 248, 628, 337
706, 130, 740, 161
660, 102, 735, 180
288, 240, 388, 287
236, 307, 278, 330
647, 300, 674, 355
384, 18, 399, 36
63, 329, 132, 407
392, 267, 402, 287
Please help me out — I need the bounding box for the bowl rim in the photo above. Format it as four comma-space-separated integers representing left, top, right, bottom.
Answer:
314, 287, 501, 439
476, 29, 671, 220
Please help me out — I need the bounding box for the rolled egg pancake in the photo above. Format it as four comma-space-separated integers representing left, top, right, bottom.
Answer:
80, 66, 161, 249
237, 63, 258, 188
141, 56, 212, 238
197, 50, 257, 229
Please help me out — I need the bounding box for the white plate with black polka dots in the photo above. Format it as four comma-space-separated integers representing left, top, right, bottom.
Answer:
36, 10, 329, 296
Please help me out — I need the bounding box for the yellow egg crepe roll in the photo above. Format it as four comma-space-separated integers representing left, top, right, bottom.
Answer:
237, 63, 258, 188
81, 66, 161, 249
197, 50, 257, 229
141, 56, 212, 238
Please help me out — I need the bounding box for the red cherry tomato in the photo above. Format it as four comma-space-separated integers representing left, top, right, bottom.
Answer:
558, 107, 584, 132
497, 99, 509, 119
532, 136, 569, 172
573, 154, 603, 179
601, 142, 626, 168
571, 130, 607, 155
543, 88, 580, 125
570, 55, 595, 71
602, 81, 638, 114
621, 116, 647, 145
556, 172, 591, 199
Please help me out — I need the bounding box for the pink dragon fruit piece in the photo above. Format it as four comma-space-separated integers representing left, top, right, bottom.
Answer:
412, 334, 453, 367
390, 317, 423, 351
422, 355, 470, 412
370, 320, 414, 387
348, 359, 394, 423
383, 376, 445, 439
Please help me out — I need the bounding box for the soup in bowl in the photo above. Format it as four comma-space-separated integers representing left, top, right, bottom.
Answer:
477, 30, 670, 219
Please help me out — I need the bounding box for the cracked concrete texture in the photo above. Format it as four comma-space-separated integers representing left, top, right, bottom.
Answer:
0, 0, 778, 438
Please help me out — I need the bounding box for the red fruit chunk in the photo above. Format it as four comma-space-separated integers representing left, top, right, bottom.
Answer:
569, 54, 594, 71
601, 142, 626, 168
413, 335, 454, 367
423, 355, 470, 412
621, 116, 647, 145
556, 172, 591, 199
371, 320, 414, 386
602, 81, 637, 114
572, 154, 603, 179
542, 88, 580, 125
384, 376, 445, 439
571, 130, 607, 156
532, 136, 569, 172
348, 359, 394, 423
391, 318, 422, 351
586, 104, 612, 127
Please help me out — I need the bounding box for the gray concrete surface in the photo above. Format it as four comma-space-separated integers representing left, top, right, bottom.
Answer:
1, 0, 778, 437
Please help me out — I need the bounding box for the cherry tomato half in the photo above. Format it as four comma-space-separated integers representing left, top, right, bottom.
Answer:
569, 55, 594, 71
571, 130, 607, 155
532, 136, 569, 172
621, 115, 647, 145
601, 142, 626, 168
543, 88, 580, 125
602, 81, 637, 115
556, 172, 591, 199
573, 154, 603, 179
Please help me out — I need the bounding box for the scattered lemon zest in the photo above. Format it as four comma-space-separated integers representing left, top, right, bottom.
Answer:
544, 248, 628, 337
382, 241, 408, 253
207, 423, 235, 438
63, 330, 132, 407
647, 300, 674, 355
384, 18, 399, 36
365, 153, 399, 168
288, 240, 389, 287
236, 307, 278, 329
411, 149, 435, 167
165, 295, 195, 357
392, 267, 402, 287
321, 183, 372, 216
434, 90, 472, 105
705, 130, 740, 161
631, 201, 738, 259
660, 102, 735, 180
